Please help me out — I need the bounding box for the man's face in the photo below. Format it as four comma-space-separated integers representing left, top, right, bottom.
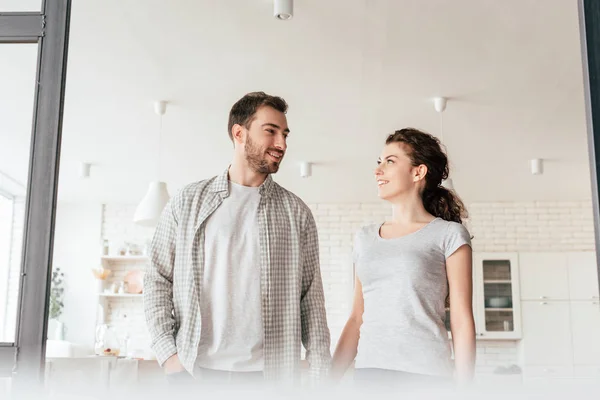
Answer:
242, 106, 289, 174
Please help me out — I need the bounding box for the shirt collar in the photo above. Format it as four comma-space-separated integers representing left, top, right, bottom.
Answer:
210, 167, 275, 198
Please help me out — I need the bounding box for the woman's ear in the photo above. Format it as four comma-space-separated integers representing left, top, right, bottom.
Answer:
414, 164, 428, 182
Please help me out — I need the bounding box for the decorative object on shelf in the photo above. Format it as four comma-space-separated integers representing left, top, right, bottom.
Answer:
94, 324, 121, 357
126, 242, 143, 256
117, 243, 127, 256
124, 269, 144, 294
117, 281, 126, 294
48, 267, 65, 341
101, 239, 109, 256
91, 267, 112, 293
486, 297, 512, 308
108, 282, 119, 294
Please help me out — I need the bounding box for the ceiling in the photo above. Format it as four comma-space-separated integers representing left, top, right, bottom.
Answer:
0, 0, 593, 204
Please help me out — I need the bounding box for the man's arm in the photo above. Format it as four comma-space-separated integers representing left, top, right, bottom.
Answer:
143, 198, 179, 367
300, 210, 332, 380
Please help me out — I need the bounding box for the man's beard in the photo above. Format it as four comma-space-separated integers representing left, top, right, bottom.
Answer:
244, 135, 283, 174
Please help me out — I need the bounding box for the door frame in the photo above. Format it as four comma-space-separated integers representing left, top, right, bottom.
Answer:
0, 0, 71, 386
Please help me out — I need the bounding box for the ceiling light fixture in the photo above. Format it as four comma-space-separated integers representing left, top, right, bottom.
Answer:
80, 162, 91, 178
530, 158, 543, 175
133, 101, 171, 227
433, 96, 454, 191
274, 0, 293, 20
300, 161, 312, 178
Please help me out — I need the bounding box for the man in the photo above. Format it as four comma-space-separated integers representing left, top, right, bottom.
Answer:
144, 92, 331, 387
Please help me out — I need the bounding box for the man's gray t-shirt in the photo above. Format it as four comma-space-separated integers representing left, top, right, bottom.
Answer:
353, 217, 471, 377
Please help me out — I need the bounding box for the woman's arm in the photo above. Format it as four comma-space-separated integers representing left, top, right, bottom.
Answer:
447, 245, 476, 385
331, 276, 364, 381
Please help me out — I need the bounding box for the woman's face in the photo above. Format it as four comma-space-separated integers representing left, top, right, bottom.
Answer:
374, 142, 426, 200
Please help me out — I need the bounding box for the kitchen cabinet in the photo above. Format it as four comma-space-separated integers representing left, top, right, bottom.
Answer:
567, 252, 600, 301
446, 252, 522, 340
519, 251, 600, 381
520, 301, 572, 366
519, 253, 570, 301
570, 300, 600, 365
474, 252, 522, 339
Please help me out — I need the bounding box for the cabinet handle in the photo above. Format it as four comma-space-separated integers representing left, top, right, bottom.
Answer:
540, 302, 548, 305
543, 368, 554, 374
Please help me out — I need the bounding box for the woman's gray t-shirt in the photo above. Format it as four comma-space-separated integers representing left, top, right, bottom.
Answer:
353, 217, 471, 377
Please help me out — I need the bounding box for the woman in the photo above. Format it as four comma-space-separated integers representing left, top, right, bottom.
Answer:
332, 128, 476, 388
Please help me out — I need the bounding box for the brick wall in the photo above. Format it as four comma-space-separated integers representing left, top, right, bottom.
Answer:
101, 200, 596, 373
469, 201, 595, 252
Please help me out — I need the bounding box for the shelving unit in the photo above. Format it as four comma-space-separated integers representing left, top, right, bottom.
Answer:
95, 255, 149, 327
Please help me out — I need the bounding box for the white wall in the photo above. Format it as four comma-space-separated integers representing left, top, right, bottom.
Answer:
52, 202, 103, 348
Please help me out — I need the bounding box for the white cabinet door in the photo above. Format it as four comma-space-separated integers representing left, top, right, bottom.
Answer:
519, 253, 569, 300
521, 301, 572, 366
567, 252, 600, 301
570, 301, 600, 366
473, 252, 521, 339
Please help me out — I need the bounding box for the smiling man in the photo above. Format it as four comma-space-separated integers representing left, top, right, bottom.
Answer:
144, 92, 331, 388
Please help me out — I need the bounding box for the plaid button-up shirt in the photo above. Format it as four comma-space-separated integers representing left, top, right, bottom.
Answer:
144, 168, 331, 383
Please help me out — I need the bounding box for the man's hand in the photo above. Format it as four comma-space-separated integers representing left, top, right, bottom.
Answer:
163, 354, 185, 374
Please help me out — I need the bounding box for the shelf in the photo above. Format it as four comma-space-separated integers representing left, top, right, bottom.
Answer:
99, 293, 143, 298
101, 256, 148, 262
484, 280, 512, 284
485, 308, 513, 312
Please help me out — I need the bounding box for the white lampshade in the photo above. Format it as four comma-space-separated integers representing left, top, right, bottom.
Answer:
442, 178, 454, 191
133, 181, 170, 227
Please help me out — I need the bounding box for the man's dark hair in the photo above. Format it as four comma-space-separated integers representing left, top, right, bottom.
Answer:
227, 92, 288, 142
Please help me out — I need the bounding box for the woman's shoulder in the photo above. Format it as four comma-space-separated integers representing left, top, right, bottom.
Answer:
437, 219, 472, 253
441, 219, 470, 235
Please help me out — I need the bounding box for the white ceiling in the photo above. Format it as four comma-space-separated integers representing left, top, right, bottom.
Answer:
0, 0, 594, 204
